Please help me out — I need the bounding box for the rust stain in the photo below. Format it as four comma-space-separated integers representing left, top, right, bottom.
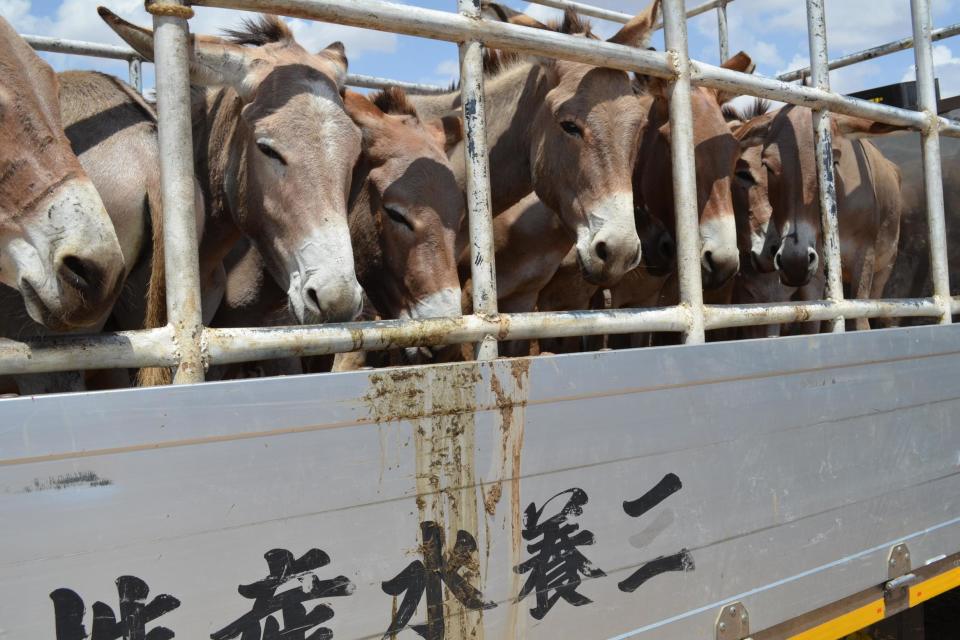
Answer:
364, 364, 485, 640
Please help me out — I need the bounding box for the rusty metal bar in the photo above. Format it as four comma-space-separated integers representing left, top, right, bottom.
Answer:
663, 0, 706, 344
806, 0, 845, 333
152, 2, 205, 383
203, 308, 686, 364
705, 299, 939, 330
458, 0, 499, 360
778, 22, 960, 83
912, 0, 953, 325
653, 0, 736, 30
0, 328, 177, 376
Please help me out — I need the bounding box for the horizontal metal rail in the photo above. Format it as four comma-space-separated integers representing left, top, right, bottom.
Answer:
22, 33, 445, 93
523, 0, 733, 28
704, 299, 940, 330
778, 22, 960, 83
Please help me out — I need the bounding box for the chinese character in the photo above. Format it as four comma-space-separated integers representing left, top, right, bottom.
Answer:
382, 521, 495, 639
211, 548, 354, 640
514, 488, 606, 620
619, 473, 694, 593
50, 575, 180, 640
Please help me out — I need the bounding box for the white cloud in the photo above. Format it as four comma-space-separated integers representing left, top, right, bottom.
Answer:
2, 1, 396, 82
902, 43, 960, 98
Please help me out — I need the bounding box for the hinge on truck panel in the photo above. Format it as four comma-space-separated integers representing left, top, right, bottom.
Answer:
883, 543, 917, 616
716, 602, 750, 640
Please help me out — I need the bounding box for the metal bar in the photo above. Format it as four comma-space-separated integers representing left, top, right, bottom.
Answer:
128, 57, 143, 93
912, 0, 953, 325
152, 3, 205, 383
343, 73, 444, 93
0, 328, 177, 376
806, 0, 845, 333
522, 0, 735, 28
716, 1, 729, 62
194, 0, 675, 77
203, 309, 686, 364
458, 0, 499, 360
663, 0, 705, 345
778, 22, 960, 83
704, 299, 940, 330
652, 0, 736, 30
22, 34, 140, 60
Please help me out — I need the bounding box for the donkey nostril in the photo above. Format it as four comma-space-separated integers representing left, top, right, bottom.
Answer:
774, 251, 783, 271
305, 287, 321, 313
769, 244, 778, 258
808, 249, 817, 265
60, 255, 94, 291
595, 241, 608, 262
703, 250, 715, 273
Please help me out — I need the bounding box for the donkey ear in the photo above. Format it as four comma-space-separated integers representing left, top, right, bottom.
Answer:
343, 89, 384, 132
734, 112, 774, 148
319, 41, 349, 88
608, 0, 660, 47
715, 51, 755, 105
832, 113, 908, 138
98, 7, 252, 92
427, 113, 464, 152
481, 1, 550, 29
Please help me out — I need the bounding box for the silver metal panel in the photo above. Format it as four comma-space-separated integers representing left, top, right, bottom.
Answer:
2, 326, 959, 638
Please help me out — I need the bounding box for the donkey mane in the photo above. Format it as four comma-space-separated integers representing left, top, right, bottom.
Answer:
371, 86, 419, 118
223, 14, 293, 46
722, 97, 772, 123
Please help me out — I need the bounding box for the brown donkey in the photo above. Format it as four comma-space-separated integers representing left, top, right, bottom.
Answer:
411, 1, 662, 287
0, 17, 124, 332
100, 9, 364, 329
210, 87, 467, 376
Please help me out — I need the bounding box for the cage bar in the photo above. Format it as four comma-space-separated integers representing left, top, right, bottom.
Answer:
912, 0, 954, 324
151, 3, 206, 383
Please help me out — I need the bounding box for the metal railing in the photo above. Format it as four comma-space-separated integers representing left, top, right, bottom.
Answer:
2, 0, 957, 382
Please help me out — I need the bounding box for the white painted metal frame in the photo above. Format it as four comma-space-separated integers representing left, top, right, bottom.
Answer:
2, 0, 957, 382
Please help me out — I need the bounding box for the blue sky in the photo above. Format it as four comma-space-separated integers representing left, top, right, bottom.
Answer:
3, 0, 960, 99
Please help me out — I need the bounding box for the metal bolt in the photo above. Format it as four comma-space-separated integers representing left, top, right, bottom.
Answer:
891, 558, 897, 565
741, 613, 749, 622
719, 621, 727, 632
729, 606, 738, 616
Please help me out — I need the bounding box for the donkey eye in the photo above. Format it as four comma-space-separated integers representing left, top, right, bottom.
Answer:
384, 206, 414, 231
560, 120, 583, 138
256, 140, 286, 165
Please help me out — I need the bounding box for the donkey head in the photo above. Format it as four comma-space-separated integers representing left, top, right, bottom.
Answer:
344, 88, 464, 322
101, 8, 363, 324
523, 1, 661, 287
0, 17, 124, 330
735, 105, 903, 287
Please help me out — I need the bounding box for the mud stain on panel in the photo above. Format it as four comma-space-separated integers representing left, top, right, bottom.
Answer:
364, 364, 486, 640
481, 360, 531, 640
21, 471, 112, 493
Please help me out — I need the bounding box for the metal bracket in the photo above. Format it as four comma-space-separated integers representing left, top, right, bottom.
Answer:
716, 602, 750, 640
884, 543, 916, 616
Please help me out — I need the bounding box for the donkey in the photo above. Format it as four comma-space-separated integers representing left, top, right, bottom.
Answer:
210, 87, 467, 377
100, 9, 365, 333
734, 105, 904, 330
0, 18, 125, 334
409, 1, 663, 287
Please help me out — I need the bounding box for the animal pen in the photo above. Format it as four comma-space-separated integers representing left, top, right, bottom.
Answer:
4, 0, 960, 637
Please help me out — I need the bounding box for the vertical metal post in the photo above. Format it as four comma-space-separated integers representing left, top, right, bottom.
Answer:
912, 0, 953, 324
716, 1, 730, 63
806, 0, 845, 332
458, 0, 499, 360
152, 2, 205, 383
128, 57, 142, 93
663, 0, 706, 344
